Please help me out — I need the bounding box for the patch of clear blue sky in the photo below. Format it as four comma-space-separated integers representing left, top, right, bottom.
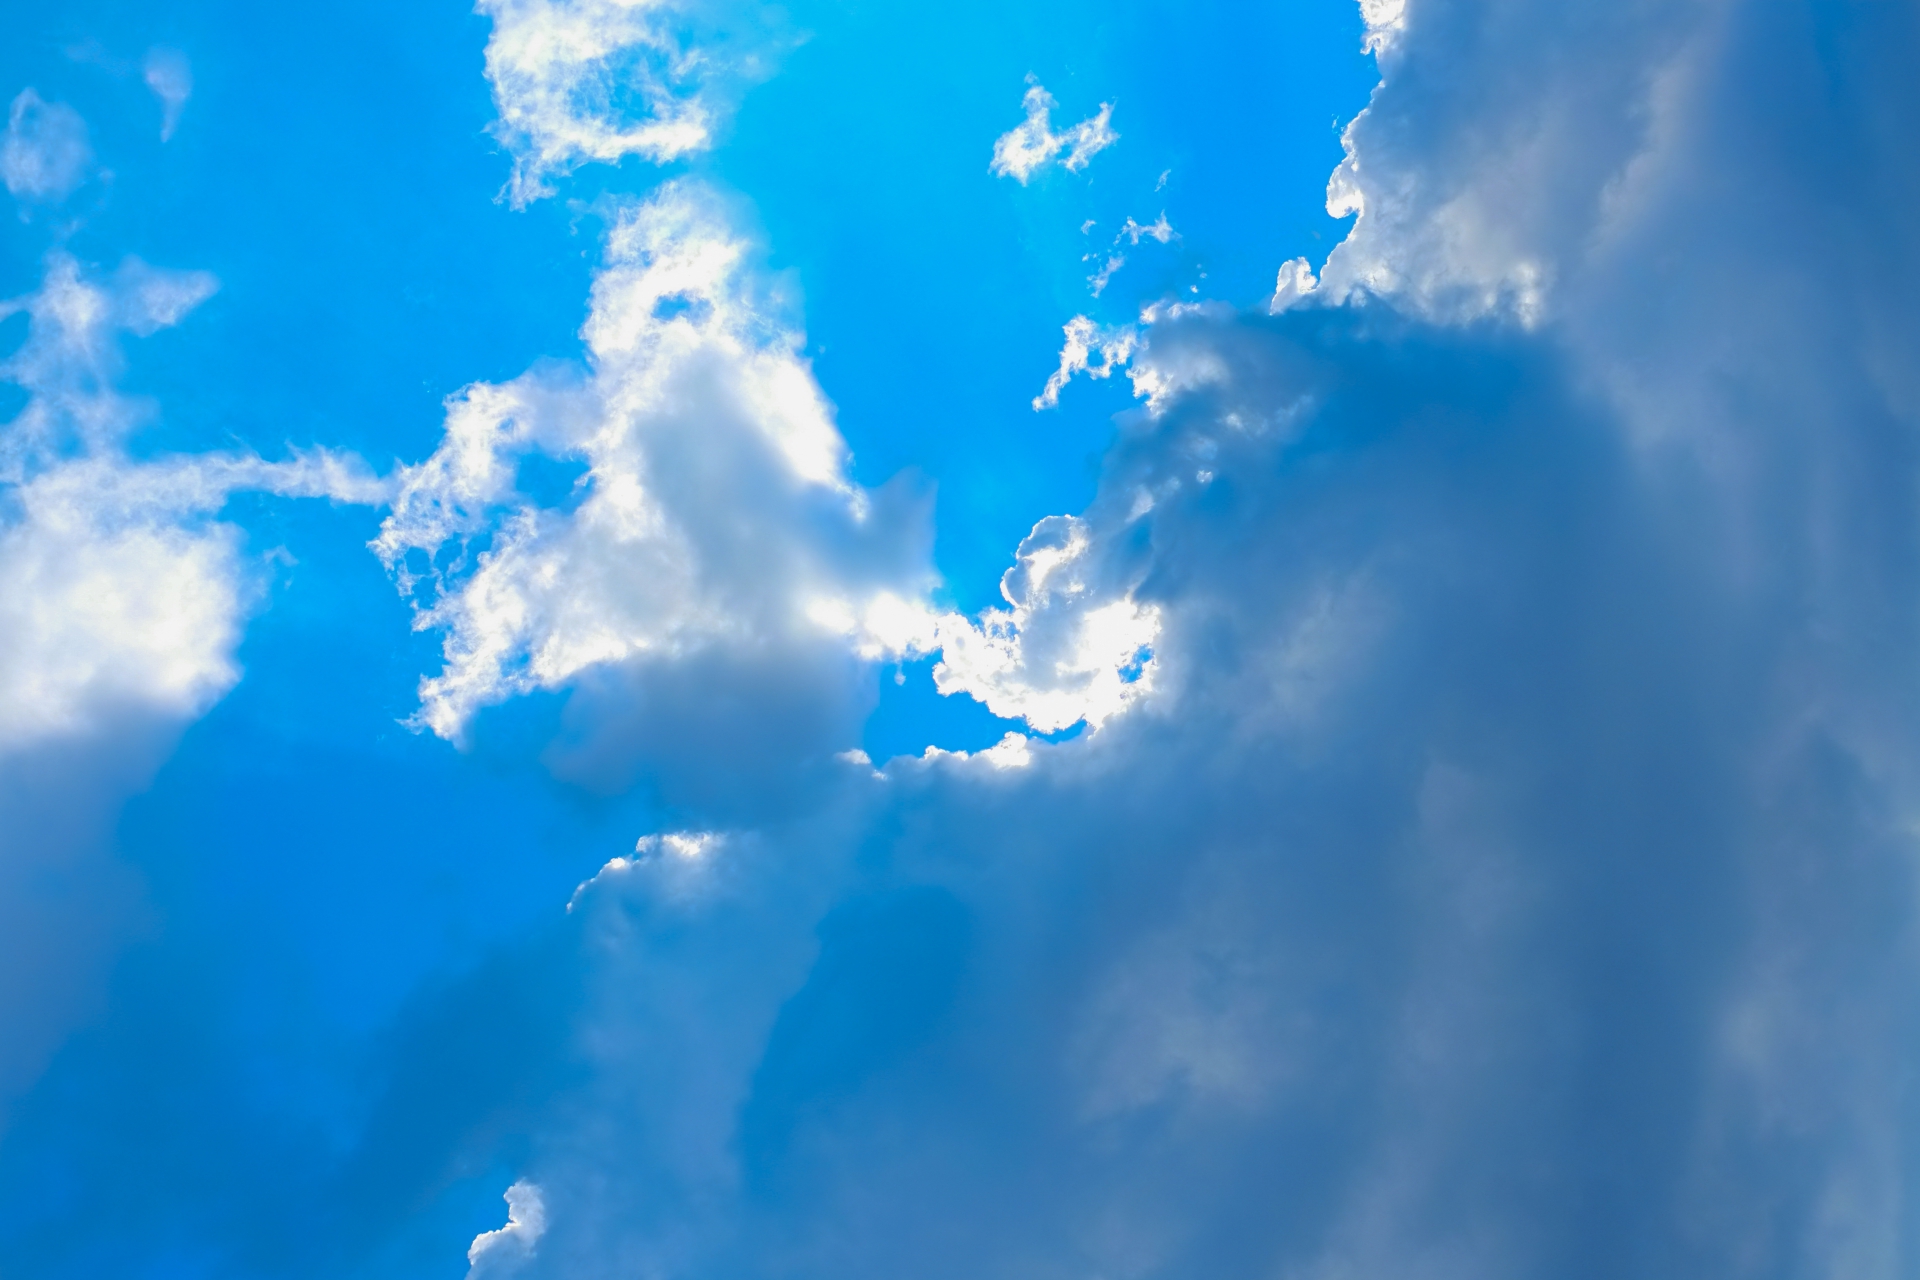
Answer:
0, 3, 1372, 1274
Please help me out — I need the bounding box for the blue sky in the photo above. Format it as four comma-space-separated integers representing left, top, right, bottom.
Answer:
4, 1, 1920, 1278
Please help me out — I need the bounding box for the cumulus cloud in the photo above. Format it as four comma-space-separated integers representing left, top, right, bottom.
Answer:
142, 48, 193, 141
1357, 0, 1407, 53
478, 0, 762, 206
989, 79, 1117, 183
375, 180, 938, 748
1, 89, 92, 205
1268, 256, 1317, 312
0, 462, 249, 749
449, 294, 1920, 1280
467, 1181, 547, 1277
379, 182, 1165, 767
928, 514, 1158, 733
1315, 0, 1732, 326
365, 1, 1920, 1278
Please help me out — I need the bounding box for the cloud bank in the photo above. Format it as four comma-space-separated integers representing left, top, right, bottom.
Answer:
4, 0, 1914, 1276
374, 0, 1920, 1278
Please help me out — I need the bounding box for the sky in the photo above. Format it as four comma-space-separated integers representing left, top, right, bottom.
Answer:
2, 0, 1920, 1277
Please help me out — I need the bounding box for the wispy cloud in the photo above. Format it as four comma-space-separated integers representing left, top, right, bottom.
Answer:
1, 89, 92, 205
990, 78, 1117, 184
478, 0, 748, 206
0, 254, 380, 749
142, 48, 192, 141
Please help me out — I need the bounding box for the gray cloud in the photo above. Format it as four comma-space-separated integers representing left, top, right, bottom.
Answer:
391, 0, 1920, 1277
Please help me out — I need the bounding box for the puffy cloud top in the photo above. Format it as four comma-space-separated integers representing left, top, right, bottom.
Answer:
375, 181, 938, 742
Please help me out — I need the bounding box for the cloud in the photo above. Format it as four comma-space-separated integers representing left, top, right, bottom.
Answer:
375, 180, 939, 756
928, 514, 1158, 733
1315, 0, 1735, 326
353, 0, 1920, 1277
478, 0, 771, 207
379, 180, 1165, 772
1087, 214, 1177, 296
0, 461, 249, 749
11, 0, 1900, 1271
1, 89, 92, 205
1032, 313, 1138, 409
445, 294, 1920, 1280
467, 1181, 547, 1277
1357, 0, 1407, 53
0, 254, 380, 747
142, 48, 193, 141
989, 79, 1118, 184
1268, 256, 1317, 312
0, 236, 381, 1126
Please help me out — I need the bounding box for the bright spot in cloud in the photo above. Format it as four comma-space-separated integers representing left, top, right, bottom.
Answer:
466, 1180, 546, 1277
931, 515, 1159, 734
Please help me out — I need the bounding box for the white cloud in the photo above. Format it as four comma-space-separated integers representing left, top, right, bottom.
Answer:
568, 829, 729, 912
1087, 254, 1124, 297
1, 89, 91, 205
1269, 256, 1317, 312
478, 0, 735, 207
379, 181, 1175, 758
142, 48, 193, 142
376, 181, 940, 741
0, 254, 381, 750
929, 515, 1158, 734
1358, 0, 1407, 53
1316, 0, 1728, 327
1086, 215, 1177, 295
0, 463, 247, 750
990, 80, 1118, 184
468, 1180, 547, 1277
1033, 314, 1138, 410
410, 22, 1166, 765
1032, 298, 1251, 417
1119, 214, 1175, 246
